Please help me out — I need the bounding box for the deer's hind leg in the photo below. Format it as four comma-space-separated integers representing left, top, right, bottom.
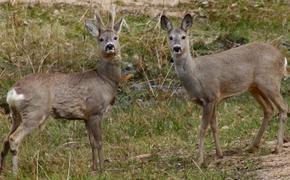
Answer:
8, 110, 48, 175
0, 107, 21, 172
247, 88, 274, 153
268, 93, 288, 153
256, 83, 288, 153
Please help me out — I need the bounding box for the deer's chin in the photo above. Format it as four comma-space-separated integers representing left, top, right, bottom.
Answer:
172, 50, 183, 56
103, 50, 117, 56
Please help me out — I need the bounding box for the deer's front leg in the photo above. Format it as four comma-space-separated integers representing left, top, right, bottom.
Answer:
85, 121, 97, 171
198, 102, 214, 166
209, 104, 223, 158
87, 115, 104, 171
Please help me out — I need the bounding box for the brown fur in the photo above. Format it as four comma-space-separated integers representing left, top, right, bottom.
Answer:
161, 14, 288, 166
0, 10, 124, 175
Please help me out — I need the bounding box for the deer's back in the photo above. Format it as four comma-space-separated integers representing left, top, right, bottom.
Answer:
190, 43, 284, 100
9, 70, 116, 120
196, 43, 283, 74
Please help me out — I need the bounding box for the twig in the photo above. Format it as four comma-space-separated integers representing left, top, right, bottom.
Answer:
130, 153, 152, 160
156, 48, 161, 69
33, 150, 51, 180
140, 64, 156, 98
0, 68, 5, 79
122, 18, 130, 32
66, 152, 72, 180
16, 20, 36, 73
36, 150, 39, 180
37, 48, 54, 73
160, 63, 174, 89
79, 8, 89, 22
170, 84, 182, 97
106, 168, 124, 172
38, 163, 51, 180
154, 11, 163, 30
191, 159, 206, 177
26, 53, 35, 74
270, 35, 284, 46
11, 21, 22, 77
16, 33, 35, 74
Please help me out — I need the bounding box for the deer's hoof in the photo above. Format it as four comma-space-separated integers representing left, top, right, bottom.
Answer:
272, 147, 281, 154
91, 165, 97, 172
90, 169, 104, 176
245, 146, 259, 153
200, 162, 208, 168
197, 159, 208, 168
216, 151, 223, 159
90, 170, 98, 176
91, 166, 104, 174
216, 154, 223, 159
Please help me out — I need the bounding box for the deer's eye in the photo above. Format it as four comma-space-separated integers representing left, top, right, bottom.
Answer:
181, 36, 186, 40
99, 38, 104, 42
114, 36, 118, 40
169, 36, 173, 40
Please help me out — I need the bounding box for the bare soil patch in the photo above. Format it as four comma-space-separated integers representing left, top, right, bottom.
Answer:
0, 0, 193, 17
209, 142, 290, 179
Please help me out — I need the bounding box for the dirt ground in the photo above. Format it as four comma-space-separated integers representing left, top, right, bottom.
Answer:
209, 141, 290, 179
0, 0, 189, 6
0, 0, 196, 17
255, 147, 290, 180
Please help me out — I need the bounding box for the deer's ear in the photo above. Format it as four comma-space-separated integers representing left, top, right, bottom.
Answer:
160, 15, 173, 31
114, 17, 124, 33
85, 20, 100, 37
181, 14, 192, 31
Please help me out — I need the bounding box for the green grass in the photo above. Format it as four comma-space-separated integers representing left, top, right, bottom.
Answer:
1, 96, 290, 179
0, 1, 290, 179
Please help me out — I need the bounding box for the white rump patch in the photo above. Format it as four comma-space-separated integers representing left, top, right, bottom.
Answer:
284, 57, 289, 80
6, 89, 25, 107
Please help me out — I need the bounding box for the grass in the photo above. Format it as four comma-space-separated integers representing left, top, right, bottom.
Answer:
0, 0, 289, 179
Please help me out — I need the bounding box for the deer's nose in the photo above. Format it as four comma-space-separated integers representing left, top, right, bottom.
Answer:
106, 44, 115, 51
173, 46, 181, 52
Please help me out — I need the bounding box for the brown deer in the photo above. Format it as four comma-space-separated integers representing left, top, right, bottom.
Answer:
0, 10, 124, 175
161, 14, 288, 166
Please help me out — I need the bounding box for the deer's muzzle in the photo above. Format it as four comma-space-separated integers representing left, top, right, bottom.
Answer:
173, 45, 182, 54
105, 44, 115, 53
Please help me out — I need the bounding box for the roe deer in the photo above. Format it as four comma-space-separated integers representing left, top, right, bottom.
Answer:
0, 10, 124, 175
161, 14, 288, 166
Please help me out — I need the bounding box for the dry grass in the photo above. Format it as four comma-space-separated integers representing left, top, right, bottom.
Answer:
0, 0, 289, 179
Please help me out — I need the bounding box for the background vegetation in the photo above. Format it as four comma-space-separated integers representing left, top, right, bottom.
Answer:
0, 0, 289, 179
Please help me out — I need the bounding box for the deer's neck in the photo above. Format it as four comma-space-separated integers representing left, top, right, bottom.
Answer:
174, 51, 204, 99
96, 56, 121, 87
174, 52, 196, 77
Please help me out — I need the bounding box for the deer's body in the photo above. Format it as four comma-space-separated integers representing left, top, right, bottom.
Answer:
161, 14, 288, 165
0, 10, 124, 175
8, 61, 119, 121
176, 43, 284, 103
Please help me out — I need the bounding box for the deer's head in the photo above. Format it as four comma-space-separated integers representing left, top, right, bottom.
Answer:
85, 10, 123, 59
161, 14, 193, 58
